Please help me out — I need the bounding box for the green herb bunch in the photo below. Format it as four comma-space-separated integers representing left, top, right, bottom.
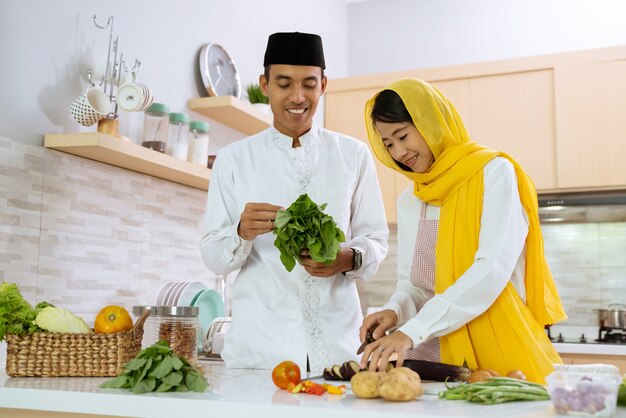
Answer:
100, 340, 209, 394
273, 193, 346, 272
246, 83, 269, 104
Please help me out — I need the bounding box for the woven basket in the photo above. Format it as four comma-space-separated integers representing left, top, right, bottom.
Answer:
5, 308, 151, 377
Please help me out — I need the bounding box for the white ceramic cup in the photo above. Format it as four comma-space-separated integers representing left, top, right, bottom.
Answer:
69, 87, 112, 126
116, 72, 152, 112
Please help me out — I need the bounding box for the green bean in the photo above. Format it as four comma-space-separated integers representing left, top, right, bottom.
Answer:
439, 377, 550, 404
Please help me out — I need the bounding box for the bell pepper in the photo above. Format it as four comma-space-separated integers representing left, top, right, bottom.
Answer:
322, 383, 346, 395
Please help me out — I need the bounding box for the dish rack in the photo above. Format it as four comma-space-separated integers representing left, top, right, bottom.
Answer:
203, 316, 231, 358
4, 309, 150, 377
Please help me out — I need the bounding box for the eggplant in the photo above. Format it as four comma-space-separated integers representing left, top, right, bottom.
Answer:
331, 364, 343, 380
322, 367, 334, 380
339, 360, 361, 380
396, 359, 471, 382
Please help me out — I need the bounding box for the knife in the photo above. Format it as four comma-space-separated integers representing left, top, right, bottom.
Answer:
356, 327, 376, 355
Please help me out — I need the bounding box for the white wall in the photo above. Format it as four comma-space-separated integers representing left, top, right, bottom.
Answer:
348, 0, 626, 75
4, 0, 626, 147
0, 0, 348, 146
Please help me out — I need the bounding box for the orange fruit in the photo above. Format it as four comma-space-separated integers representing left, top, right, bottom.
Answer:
94, 305, 133, 334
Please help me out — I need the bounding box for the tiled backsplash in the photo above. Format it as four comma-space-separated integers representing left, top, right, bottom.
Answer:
357, 216, 626, 328
2, 135, 625, 329
0, 136, 217, 322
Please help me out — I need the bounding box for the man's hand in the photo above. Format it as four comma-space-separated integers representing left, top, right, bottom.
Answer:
237, 202, 282, 241
299, 247, 353, 277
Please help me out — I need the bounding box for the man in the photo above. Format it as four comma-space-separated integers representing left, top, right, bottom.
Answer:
199, 32, 388, 372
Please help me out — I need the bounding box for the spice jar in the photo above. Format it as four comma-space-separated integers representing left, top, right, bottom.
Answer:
141, 103, 169, 153
132, 305, 159, 348
166, 112, 189, 160
187, 121, 210, 165
156, 306, 199, 364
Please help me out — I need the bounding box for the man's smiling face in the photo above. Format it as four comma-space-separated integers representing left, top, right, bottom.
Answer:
260, 64, 327, 139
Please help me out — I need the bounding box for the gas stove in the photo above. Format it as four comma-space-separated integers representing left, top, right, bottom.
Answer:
596, 328, 626, 344
547, 328, 626, 344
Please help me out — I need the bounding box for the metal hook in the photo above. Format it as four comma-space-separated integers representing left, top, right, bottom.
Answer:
92, 15, 112, 29
86, 70, 96, 87
120, 53, 142, 75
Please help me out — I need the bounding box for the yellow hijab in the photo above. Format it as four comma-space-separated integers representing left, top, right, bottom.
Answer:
365, 78, 567, 383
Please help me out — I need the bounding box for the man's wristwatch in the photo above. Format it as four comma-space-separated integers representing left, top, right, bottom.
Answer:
351, 248, 362, 271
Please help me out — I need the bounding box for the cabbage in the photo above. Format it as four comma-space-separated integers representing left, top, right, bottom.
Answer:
35, 306, 92, 333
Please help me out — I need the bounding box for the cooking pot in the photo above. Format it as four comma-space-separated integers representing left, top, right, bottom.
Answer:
595, 303, 626, 329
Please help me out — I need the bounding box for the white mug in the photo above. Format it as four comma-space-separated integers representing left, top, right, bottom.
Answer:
116, 72, 152, 112
69, 87, 113, 126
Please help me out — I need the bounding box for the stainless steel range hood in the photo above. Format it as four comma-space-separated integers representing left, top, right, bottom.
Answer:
538, 190, 626, 223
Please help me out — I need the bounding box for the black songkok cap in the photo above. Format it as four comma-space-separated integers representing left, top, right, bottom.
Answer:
263, 32, 326, 69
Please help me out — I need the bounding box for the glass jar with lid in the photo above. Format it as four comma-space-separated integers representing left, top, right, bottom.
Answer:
166, 112, 189, 160
141, 103, 169, 153
132, 305, 159, 348
187, 121, 210, 165
156, 305, 199, 364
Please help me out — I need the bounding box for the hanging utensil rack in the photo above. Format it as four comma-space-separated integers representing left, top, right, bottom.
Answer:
87, 15, 142, 121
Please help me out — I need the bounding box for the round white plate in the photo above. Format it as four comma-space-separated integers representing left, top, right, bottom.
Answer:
156, 281, 176, 305
170, 281, 187, 305
165, 281, 185, 305
178, 281, 207, 306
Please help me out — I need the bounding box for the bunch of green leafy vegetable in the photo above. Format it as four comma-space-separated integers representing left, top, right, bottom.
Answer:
0, 282, 52, 341
100, 340, 209, 394
273, 193, 346, 272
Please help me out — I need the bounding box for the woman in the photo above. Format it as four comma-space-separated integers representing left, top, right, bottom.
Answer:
359, 78, 566, 383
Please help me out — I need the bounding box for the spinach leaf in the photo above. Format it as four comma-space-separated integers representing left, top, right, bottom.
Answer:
100, 340, 208, 394
273, 194, 346, 272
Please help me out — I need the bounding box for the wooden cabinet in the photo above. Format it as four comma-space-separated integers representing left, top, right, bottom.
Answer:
325, 46, 626, 222
468, 71, 557, 190
554, 59, 626, 188
559, 353, 626, 374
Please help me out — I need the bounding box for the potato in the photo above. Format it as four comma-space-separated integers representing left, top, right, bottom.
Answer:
389, 367, 421, 382
350, 371, 382, 399
378, 368, 423, 401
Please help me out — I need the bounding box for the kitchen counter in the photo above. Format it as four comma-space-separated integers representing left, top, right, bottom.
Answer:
1, 359, 625, 418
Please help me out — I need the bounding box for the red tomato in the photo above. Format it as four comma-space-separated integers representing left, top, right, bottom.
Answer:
272, 361, 302, 389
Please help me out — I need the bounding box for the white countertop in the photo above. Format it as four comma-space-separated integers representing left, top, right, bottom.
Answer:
1, 359, 625, 418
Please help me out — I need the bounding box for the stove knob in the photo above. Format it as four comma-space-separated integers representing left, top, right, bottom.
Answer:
579, 334, 587, 343
557, 333, 564, 343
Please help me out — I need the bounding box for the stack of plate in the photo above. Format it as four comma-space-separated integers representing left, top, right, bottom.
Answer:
156, 281, 207, 306
155, 281, 225, 353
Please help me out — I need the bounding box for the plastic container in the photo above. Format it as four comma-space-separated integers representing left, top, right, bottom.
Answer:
166, 112, 189, 160
156, 305, 199, 364
132, 305, 159, 348
141, 103, 169, 153
187, 121, 210, 165
546, 370, 621, 417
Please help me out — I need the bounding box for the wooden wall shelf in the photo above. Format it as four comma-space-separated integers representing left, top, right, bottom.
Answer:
43, 133, 211, 190
187, 96, 272, 135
